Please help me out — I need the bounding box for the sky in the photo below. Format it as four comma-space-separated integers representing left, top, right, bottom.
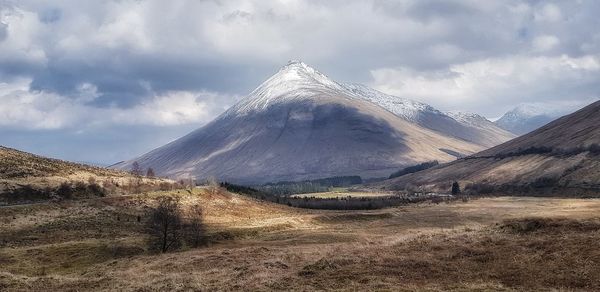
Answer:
1, 0, 599, 164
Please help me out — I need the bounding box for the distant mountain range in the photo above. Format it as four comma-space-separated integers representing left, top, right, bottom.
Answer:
113, 61, 514, 184
376, 100, 600, 195
494, 103, 570, 135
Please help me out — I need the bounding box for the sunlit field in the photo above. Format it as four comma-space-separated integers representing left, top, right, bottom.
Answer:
2, 188, 600, 291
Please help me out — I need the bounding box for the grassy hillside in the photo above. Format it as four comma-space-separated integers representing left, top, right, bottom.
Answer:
376, 101, 600, 195
1, 188, 600, 290
0, 146, 124, 179
0, 146, 175, 205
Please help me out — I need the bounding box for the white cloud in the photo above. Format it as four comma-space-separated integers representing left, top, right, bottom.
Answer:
369, 54, 600, 117
0, 78, 234, 130
532, 35, 560, 52
534, 3, 563, 22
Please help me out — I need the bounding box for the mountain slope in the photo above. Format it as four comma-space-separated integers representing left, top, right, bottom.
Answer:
343, 83, 515, 147
0, 146, 122, 179
376, 101, 600, 195
0, 146, 172, 205
114, 61, 484, 184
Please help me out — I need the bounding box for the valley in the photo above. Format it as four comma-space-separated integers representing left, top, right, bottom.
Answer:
1, 63, 599, 291
2, 187, 600, 291
2, 2, 599, 291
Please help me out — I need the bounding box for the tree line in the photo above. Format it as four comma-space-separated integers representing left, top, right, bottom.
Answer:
221, 182, 459, 210
388, 161, 439, 179
468, 144, 600, 160
256, 176, 363, 196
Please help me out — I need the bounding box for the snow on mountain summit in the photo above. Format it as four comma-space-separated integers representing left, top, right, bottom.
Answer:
445, 111, 490, 127
494, 103, 573, 135
341, 83, 437, 122
342, 84, 515, 147
229, 60, 348, 115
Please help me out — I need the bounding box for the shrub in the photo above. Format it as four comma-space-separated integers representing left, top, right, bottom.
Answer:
87, 182, 107, 197
451, 181, 461, 195
56, 182, 74, 199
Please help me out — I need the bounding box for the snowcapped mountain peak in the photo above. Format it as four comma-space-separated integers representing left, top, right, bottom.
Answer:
494, 103, 566, 135
285, 59, 305, 66
509, 103, 549, 117
445, 111, 490, 126
229, 61, 347, 115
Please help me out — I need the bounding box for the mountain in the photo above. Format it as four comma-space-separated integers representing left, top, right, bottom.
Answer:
114, 61, 485, 184
376, 101, 600, 195
342, 83, 515, 147
494, 103, 564, 135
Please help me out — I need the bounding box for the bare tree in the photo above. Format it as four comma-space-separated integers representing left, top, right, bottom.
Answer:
146, 167, 155, 178
186, 203, 206, 248
179, 177, 196, 191
131, 161, 143, 176
207, 176, 220, 197
147, 197, 183, 253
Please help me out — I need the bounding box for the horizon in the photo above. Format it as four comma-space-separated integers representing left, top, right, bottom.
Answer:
1, 1, 599, 164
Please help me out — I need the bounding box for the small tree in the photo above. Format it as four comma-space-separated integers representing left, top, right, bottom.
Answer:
131, 161, 143, 176
146, 167, 155, 178
186, 203, 206, 248
451, 181, 461, 195
147, 197, 183, 253
207, 176, 220, 197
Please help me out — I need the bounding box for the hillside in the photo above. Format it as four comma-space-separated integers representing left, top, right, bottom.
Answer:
114, 61, 486, 184
0, 146, 122, 179
376, 101, 600, 195
0, 146, 172, 205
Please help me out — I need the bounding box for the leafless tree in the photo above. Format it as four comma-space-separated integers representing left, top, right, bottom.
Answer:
207, 176, 220, 197
146, 167, 155, 178
178, 177, 196, 191
131, 161, 143, 176
147, 196, 183, 253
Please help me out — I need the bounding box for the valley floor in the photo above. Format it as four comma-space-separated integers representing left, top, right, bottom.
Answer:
1, 189, 600, 291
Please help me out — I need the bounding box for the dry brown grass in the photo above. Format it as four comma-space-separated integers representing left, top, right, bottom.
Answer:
0, 146, 178, 206
1, 191, 600, 291
0, 146, 125, 179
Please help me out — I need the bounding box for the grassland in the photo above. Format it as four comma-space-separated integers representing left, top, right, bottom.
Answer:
0, 146, 175, 205
291, 189, 395, 198
2, 188, 600, 291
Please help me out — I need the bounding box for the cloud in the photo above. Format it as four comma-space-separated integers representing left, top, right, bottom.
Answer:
0, 78, 235, 130
369, 54, 600, 116
0, 0, 599, 163
534, 3, 562, 23
532, 35, 560, 52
